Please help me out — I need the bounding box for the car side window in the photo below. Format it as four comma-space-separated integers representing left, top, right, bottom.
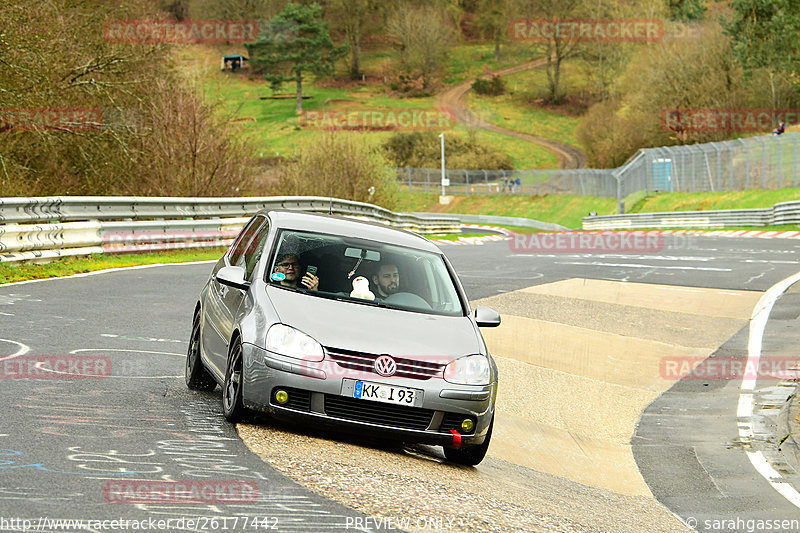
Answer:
243, 220, 269, 280
229, 216, 268, 280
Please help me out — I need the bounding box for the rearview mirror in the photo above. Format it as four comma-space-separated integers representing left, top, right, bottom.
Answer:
344, 247, 381, 261
216, 265, 249, 290
474, 306, 501, 327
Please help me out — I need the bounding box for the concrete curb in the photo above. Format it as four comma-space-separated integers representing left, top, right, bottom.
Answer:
779, 391, 800, 473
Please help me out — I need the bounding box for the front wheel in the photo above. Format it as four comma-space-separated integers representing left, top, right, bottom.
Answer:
185, 312, 216, 391
222, 337, 246, 422
443, 415, 493, 466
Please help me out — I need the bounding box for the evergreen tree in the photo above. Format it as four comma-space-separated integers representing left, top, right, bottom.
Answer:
669, 0, 705, 21
724, 0, 800, 106
246, 3, 346, 113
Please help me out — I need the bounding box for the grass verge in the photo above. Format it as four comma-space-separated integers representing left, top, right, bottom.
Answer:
632, 188, 800, 212
0, 248, 227, 284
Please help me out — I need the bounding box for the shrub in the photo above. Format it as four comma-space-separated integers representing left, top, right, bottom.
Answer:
382, 131, 513, 170
471, 75, 505, 96
271, 132, 399, 210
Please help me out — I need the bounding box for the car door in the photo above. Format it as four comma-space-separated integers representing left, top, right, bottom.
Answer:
202, 216, 267, 375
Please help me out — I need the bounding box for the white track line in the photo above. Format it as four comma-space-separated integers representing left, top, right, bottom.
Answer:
0, 339, 30, 360
739, 270, 800, 508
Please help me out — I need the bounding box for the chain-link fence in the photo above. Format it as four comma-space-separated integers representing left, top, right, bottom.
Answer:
396, 132, 800, 211
614, 132, 800, 197
394, 167, 616, 197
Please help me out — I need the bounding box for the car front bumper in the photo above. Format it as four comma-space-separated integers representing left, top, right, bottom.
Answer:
241, 343, 496, 448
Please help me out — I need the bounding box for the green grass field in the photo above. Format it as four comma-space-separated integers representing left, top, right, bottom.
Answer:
631, 188, 800, 213
182, 43, 560, 169
393, 187, 800, 229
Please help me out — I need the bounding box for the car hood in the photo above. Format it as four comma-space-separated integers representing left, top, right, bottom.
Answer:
267, 287, 480, 362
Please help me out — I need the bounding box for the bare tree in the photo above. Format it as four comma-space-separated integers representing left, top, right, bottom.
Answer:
387, 5, 456, 90
0, 0, 256, 196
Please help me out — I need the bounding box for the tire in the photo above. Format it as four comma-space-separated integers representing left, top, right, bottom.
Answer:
222, 337, 246, 422
443, 415, 493, 466
185, 312, 216, 391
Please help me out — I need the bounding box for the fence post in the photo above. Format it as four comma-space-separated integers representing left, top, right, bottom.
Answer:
407, 167, 412, 192
426, 168, 431, 193
730, 145, 734, 191
795, 136, 798, 188
756, 136, 767, 188
465, 169, 470, 195
742, 139, 751, 189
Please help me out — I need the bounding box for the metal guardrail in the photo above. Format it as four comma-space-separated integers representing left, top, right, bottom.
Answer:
583, 200, 800, 230
413, 212, 568, 232
0, 196, 461, 264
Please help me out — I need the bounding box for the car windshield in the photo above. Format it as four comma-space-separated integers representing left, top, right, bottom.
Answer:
265, 229, 465, 317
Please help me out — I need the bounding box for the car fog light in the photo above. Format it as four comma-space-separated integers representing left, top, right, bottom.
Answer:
275, 390, 289, 404
461, 419, 474, 432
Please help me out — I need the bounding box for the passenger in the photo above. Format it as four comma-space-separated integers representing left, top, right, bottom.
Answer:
371, 263, 400, 300
272, 253, 319, 291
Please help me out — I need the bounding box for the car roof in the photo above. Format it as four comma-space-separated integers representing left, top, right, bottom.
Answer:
262, 210, 442, 253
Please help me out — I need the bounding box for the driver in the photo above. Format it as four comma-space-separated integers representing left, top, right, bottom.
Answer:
371, 263, 399, 300
272, 253, 319, 291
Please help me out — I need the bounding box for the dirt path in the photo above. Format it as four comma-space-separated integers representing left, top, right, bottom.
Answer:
437, 58, 588, 169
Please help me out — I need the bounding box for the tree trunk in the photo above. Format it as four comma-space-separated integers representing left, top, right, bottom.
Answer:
769, 70, 777, 110
296, 72, 303, 114
349, 28, 362, 80
494, 32, 500, 61
547, 41, 563, 104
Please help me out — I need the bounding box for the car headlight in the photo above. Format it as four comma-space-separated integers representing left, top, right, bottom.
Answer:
443, 354, 490, 386
265, 324, 324, 362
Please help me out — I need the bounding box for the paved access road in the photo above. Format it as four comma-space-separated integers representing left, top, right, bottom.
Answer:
0, 232, 798, 532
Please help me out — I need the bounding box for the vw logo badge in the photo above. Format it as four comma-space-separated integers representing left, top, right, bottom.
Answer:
374, 355, 397, 377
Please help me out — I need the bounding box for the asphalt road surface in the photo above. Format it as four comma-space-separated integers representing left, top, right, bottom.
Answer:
1, 232, 799, 532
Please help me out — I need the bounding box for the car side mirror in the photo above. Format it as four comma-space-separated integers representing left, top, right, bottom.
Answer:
216, 265, 250, 290
474, 306, 501, 327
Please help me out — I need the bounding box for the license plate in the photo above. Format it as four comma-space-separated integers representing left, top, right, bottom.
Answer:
353, 380, 417, 406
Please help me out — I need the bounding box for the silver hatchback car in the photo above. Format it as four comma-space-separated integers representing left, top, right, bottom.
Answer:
186, 211, 500, 465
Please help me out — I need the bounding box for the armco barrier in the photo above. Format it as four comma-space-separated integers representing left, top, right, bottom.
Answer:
583, 200, 800, 230
0, 196, 461, 263
414, 212, 568, 232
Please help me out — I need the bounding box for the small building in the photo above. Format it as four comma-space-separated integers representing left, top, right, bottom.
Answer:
221, 54, 248, 71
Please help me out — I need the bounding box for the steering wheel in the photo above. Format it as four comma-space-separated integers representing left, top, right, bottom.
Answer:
384, 292, 432, 310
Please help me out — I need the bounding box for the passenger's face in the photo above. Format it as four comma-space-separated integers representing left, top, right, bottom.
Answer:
374, 265, 399, 296
274, 255, 300, 283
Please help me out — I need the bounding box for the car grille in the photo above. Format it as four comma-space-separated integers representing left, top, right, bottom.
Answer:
324, 346, 446, 380
324, 395, 433, 431
440, 413, 476, 435
270, 387, 311, 412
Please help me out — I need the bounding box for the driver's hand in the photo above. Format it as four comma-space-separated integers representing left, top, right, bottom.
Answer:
301, 273, 319, 291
